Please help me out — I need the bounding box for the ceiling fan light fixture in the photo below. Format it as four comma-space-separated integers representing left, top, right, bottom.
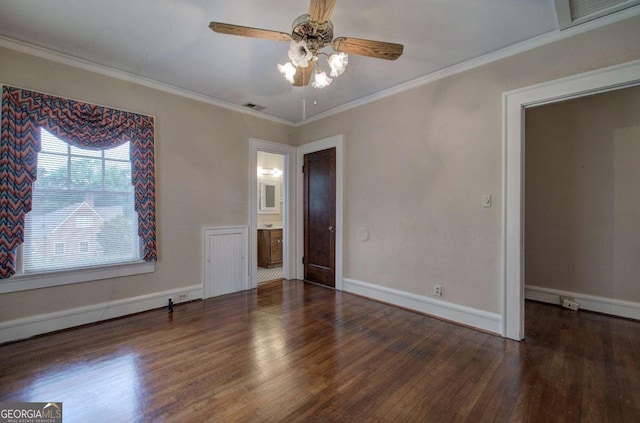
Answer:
278, 62, 297, 84
210, 0, 404, 97
288, 41, 313, 68
328, 52, 348, 77
311, 68, 332, 89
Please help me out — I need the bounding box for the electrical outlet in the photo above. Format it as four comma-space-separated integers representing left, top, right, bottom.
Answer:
176, 293, 188, 302
559, 296, 572, 305
560, 296, 579, 311
433, 284, 443, 297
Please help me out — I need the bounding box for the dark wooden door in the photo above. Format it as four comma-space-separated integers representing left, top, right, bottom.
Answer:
303, 148, 336, 287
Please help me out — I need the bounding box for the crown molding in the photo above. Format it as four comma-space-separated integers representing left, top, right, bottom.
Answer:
0, 36, 295, 127
1, 4, 638, 128
296, 5, 640, 126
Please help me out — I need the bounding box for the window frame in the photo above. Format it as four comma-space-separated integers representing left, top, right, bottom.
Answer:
0, 129, 155, 294
0, 253, 154, 294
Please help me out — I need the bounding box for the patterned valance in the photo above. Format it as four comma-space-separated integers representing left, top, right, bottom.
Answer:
0, 86, 156, 278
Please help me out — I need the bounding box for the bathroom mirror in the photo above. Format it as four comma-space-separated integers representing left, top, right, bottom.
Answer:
258, 180, 279, 214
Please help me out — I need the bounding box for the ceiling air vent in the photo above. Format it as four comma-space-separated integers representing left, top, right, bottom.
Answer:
243, 103, 266, 112
555, 0, 640, 28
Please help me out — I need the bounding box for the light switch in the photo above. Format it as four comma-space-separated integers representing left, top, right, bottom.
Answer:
482, 195, 492, 208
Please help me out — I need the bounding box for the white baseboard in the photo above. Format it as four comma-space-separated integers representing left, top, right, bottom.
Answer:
343, 278, 502, 335
525, 285, 640, 320
0, 284, 203, 344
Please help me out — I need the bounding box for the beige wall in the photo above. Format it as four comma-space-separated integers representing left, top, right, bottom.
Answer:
0, 47, 293, 321
294, 15, 640, 313
1, 14, 640, 324
525, 86, 640, 302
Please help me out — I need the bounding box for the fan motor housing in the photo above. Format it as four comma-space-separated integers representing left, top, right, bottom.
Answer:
291, 14, 333, 52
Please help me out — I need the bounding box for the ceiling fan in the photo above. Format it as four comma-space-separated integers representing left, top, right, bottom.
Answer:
209, 0, 404, 89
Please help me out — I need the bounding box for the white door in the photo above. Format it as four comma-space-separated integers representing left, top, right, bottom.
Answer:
203, 226, 248, 298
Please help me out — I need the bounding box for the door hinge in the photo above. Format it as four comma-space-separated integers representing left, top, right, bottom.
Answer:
302, 256, 305, 264
302, 165, 304, 173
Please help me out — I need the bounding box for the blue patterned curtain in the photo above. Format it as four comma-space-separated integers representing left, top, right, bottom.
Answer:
0, 86, 156, 278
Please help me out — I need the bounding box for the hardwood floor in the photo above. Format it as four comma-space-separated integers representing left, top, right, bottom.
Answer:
1, 280, 639, 422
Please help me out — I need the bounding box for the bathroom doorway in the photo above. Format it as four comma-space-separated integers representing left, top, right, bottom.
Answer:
249, 139, 296, 288
257, 151, 285, 283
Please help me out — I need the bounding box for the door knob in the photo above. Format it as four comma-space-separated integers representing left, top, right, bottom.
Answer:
328, 226, 336, 232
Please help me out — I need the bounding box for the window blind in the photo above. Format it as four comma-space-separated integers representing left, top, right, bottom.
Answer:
23, 129, 139, 273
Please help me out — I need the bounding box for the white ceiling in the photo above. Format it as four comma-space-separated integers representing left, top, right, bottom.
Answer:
0, 0, 569, 123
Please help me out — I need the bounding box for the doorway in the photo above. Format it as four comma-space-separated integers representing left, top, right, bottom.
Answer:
296, 135, 344, 290
502, 59, 640, 340
249, 139, 296, 289
257, 151, 285, 283
303, 147, 337, 287
524, 86, 640, 319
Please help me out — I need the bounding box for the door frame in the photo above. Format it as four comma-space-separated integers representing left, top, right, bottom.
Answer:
249, 138, 296, 289
502, 59, 640, 340
296, 135, 344, 290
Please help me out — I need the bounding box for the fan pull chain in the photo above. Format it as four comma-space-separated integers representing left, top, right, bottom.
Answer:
302, 98, 306, 121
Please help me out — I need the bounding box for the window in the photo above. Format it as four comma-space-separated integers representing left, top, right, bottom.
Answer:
54, 242, 65, 256
76, 216, 93, 228
79, 241, 89, 254
1, 86, 156, 290
22, 129, 139, 273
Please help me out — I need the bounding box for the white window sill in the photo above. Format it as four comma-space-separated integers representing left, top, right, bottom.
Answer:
0, 261, 155, 294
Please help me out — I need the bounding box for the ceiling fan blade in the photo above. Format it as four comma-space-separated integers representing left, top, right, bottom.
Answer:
308, 0, 337, 23
209, 22, 291, 42
333, 37, 404, 60
293, 65, 314, 87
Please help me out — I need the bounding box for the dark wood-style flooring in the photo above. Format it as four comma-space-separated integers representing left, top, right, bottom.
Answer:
1, 280, 639, 422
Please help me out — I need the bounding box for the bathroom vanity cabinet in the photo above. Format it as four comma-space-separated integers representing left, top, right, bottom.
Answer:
258, 228, 282, 268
